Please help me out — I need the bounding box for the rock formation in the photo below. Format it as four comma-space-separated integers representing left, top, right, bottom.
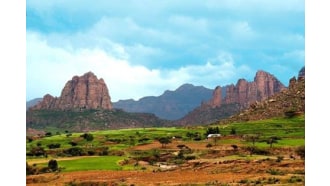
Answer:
30, 72, 112, 110
209, 70, 286, 108
175, 70, 287, 125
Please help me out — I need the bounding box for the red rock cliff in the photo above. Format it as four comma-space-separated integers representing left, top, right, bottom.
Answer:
208, 70, 286, 108
31, 72, 112, 110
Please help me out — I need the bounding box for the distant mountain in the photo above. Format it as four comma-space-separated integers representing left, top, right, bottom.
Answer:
26, 98, 42, 110
175, 70, 287, 125
113, 84, 213, 120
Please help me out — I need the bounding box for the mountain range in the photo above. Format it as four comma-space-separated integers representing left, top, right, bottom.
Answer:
113, 84, 213, 120
26, 67, 304, 132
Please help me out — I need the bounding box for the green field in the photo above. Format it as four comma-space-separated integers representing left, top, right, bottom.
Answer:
27, 115, 305, 173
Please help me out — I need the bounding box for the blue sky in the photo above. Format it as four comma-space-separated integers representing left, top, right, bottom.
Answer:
26, 0, 305, 102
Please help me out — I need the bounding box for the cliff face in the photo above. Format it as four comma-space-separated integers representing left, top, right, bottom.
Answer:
30, 72, 112, 110
175, 70, 287, 125
220, 75, 305, 124
211, 70, 286, 108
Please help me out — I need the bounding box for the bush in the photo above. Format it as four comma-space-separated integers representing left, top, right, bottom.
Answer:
230, 128, 236, 135
69, 141, 78, 146
29, 147, 46, 157
231, 144, 238, 150
206, 143, 213, 148
295, 146, 305, 159
48, 159, 58, 171
64, 147, 84, 156
47, 143, 61, 149
80, 133, 94, 141
26, 162, 36, 175
276, 156, 284, 162
185, 155, 196, 160
88, 150, 96, 156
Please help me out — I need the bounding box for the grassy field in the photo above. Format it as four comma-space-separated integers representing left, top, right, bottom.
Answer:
26, 115, 305, 171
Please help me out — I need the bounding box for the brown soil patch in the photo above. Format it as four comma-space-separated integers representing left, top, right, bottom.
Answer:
27, 159, 305, 186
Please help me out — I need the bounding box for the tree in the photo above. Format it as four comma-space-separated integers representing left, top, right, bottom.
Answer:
45, 132, 52, 137
81, 133, 94, 141
230, 128, 237, 135
158, 137, 171, 148
48, 159, 58, 171
245, 134, 260, 146
267, 136, 279, 148
205, 126, 220, 136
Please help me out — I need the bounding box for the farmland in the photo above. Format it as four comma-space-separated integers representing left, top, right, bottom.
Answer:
26, 115, 305, 185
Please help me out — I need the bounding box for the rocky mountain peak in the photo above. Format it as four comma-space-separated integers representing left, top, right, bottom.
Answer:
30, 72, 113, 111
298, 66, 305, 79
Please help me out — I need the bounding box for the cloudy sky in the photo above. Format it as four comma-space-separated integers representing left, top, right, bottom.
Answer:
26, 0, 305, 102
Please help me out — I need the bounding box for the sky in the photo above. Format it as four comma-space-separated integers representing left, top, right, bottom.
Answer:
26, 0, 305, 102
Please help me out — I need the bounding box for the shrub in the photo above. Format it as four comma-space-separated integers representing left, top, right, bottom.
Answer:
230, 128, 236, 135
64, 147, 84, 156
87, 150, 95, 156
80, 133, 94, 141
266, 169, 285, 175
295, 146, 305, 159
29, 147, 46, 157
206, 143, 213, 148
26, 162, 36, 175
276, 156, 284, 162
45, 132, 52, 137
185, 155, 196, 160
231, 144, 238, 150
158, 137, 171, 148
47, 143, 61, 149
69, 141, 78, 146
48, 159, 58, 171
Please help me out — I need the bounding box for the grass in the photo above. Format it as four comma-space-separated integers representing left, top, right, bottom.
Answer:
40, 156, 124, 172
26, 115, 305, 173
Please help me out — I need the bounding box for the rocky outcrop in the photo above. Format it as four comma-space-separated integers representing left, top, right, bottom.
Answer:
211, 70, 286, 108
298, 66, 305, 79
208, 86, 222, 108
219, 75, 305, 124
30, 72, 112, 110
175, 70, 287, 125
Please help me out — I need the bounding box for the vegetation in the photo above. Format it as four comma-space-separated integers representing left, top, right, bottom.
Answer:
26, 115, 305, 185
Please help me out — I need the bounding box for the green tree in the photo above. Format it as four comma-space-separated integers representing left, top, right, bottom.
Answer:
81, 133, 94, 141
48, 159, 58, 171
158, 137, 172, 148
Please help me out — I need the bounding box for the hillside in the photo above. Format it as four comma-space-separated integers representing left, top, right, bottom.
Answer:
175, 70, 287, 125
219, 71, 305, 124
26, 72, 169, 132
26, 109, 168, 132
26, 98, 42, 110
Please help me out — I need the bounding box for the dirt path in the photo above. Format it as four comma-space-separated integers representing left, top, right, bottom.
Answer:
26, 169, 265, 186
27, 159, 305, 186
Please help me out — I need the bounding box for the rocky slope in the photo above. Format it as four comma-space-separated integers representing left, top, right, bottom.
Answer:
30, 72, 112, 110
26, 98, 42, 110
113, 84, 213, 120
219, 67, 305, 124
175, 70, 287, 125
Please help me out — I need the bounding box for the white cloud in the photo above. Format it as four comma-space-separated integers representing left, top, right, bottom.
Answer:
27, 32, 251, 101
